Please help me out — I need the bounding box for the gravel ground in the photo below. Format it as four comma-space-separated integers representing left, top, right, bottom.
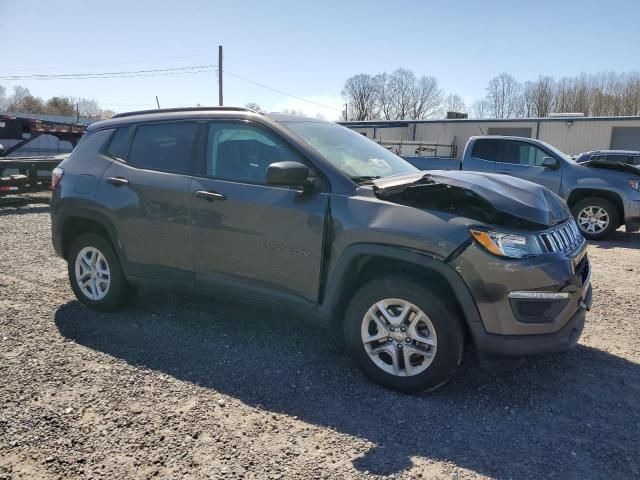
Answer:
1, 198, 639, 480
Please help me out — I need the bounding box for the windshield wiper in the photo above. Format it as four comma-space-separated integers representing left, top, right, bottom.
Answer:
351, 175, 381, 184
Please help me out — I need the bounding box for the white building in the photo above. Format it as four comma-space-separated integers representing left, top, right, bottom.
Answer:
342, 116, 640, 159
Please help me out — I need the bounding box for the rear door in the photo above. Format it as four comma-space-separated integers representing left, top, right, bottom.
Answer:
464, 138, 499, 172
189, 120, 329, 309
96, 121, 198, 283
494, 140, 562, 193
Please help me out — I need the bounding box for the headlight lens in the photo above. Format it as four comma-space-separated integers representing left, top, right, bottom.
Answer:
470, 228, 544, 258
629, 179, 640, 192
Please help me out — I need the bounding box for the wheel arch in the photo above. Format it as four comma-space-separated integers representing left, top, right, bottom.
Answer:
57, 207, 122, 262
318, 244, 482, 335
566, 188, 624, 226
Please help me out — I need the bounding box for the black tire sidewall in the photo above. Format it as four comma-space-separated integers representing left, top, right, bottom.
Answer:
68, 233, 129, 312
571, 197, 619, 240
343, 275, 464, 393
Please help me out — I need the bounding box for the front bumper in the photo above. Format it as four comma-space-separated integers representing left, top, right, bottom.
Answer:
624, 198, 640, 231
468, 283, 591, 357
451, 241, 592, 357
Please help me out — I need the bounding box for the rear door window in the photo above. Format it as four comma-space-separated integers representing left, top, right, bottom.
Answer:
128, 122, 198, 173
471, 139, 500, 162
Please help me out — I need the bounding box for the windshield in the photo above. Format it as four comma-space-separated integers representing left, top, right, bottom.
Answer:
537, 139, 574, 162
282, 121, 417, 181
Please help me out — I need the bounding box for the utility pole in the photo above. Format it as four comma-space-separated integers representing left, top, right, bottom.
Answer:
76, 102, 79, 123
344, 103, 348, 121
156, 96, 161, 109
218, 45, 223, 106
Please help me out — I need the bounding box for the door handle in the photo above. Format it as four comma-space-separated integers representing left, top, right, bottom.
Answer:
105, 176, 129, 187
496, 170, 512, 175
195, 190, 227, 202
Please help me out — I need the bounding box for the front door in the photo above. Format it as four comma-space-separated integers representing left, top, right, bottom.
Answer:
190, 121, 329, 307
497, 140, 562, 193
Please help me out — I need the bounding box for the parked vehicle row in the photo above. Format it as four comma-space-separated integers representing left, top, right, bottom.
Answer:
50, 108, 592, 392
405, 136, 640, 240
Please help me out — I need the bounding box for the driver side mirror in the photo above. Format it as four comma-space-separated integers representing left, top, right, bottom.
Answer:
266, 161, 310, 188
541, 156, 559, 169
0, 144, 5, 156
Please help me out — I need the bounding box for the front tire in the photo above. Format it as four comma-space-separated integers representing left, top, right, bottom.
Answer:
343, 275, 464, 393
68, 233, 132, 311
571, 197, 619, 240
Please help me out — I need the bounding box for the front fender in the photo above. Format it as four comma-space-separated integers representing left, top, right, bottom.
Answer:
316, 242, 482, 328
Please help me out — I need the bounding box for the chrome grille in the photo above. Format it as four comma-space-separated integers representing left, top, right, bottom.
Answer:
540, 220, 584, 254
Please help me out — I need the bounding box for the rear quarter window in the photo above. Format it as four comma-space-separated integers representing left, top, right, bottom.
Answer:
105, 126, 131, 160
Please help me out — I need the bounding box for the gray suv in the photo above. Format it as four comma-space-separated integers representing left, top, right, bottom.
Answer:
50, 107, 592, 392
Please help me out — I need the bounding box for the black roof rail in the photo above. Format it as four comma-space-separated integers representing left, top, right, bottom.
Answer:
112, 106, 256, 119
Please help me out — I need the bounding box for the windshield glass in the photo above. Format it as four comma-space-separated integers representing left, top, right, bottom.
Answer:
282, 121, 417, 180
538, 139, 573, 162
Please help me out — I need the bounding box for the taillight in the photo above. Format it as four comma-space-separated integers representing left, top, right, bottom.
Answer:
51, 167, 64, 190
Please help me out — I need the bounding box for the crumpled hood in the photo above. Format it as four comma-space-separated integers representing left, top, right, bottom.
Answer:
373, 170, 570, 228
582, 159, 640, 176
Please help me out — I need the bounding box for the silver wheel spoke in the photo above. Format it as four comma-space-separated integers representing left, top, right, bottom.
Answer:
407, 312, 435, 346
376, 299, 411, 327
371, 344, 400, 375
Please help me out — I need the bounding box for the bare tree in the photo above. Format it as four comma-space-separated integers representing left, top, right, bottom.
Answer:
46, 96, 75, 116
388, 69, 416, 119
622, 73, 640, 115
100, 109, 116, 120
444, 94, 466, 114
8, 86, 46, 114
342, 74, 378, 121
74, 98, 102, 118
525, 76, 556, 117
410, 76, 444, 119
245, 102, 262, 112
374, 72, 394, 120
281, 108, 305, 117
0, 85, 7, 111
471, 99, 490, 119
485, 73, 523, 118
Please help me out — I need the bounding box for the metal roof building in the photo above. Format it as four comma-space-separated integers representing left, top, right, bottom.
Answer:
341, 116, 640, 159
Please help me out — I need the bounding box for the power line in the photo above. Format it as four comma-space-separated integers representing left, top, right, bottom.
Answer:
0, 65, 215, 81
222, 69, 343, 112
0, 53, 214, 74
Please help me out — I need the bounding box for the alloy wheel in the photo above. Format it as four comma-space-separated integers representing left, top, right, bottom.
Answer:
577, 206, 609, 234
74, 246, 111, 301
360, 298, 437, 377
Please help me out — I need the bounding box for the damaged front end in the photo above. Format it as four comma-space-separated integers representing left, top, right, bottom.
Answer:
372, 170, 571, 231
582, 159, 640, 175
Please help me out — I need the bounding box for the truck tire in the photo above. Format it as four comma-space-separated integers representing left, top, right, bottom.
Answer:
68, 233, 133, 311
343, 275, 464, 393
571, 197, 619, 240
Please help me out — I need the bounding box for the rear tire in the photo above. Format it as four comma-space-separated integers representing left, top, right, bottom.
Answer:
343, 275, 464, 393
68, 233, 132, 311
571, 197, 619, 240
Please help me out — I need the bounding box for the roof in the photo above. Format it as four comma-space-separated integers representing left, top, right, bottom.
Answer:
88, 107, 328, 131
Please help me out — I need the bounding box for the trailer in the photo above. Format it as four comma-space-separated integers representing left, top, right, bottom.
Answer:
0, 114, 86, 197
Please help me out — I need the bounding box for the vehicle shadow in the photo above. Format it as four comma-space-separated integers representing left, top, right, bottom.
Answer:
588, 229, 640, 250
54, 292, 640, 479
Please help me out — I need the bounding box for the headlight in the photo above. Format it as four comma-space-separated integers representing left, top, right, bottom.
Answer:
629, 179, 640, 192
469, 228, 544, 259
